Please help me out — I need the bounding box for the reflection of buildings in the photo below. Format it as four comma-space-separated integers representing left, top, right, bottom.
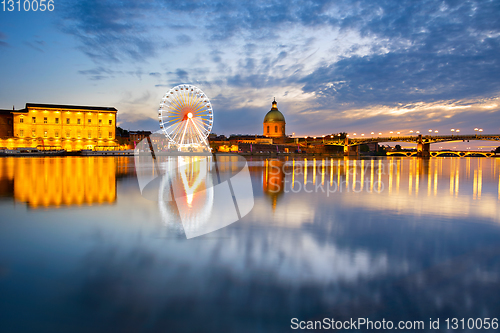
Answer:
0, 103, 118, 151
263, 159, 285, 210
0, 157, 117, 208
259, 157, 499, 203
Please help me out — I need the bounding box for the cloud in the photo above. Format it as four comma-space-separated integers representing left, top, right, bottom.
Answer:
55, 0, 500, 136
0, 31, 9, 47
59, 0, 162, 63
78, 67, 121, 80
24, 40, 45, 52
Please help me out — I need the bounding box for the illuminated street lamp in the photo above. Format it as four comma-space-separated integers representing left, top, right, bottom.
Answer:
428, 129, 432, 133
397, 131, 400, 135
451, 129, 455, 132
371, 132, 375, 135
353, 133, 357, 136
435, 130, 439, 133
456, 129, 460, 133
409, 130, 414, 133
479, 129, 483, 132
378, 132, 382, 136
361, 133, 365, 136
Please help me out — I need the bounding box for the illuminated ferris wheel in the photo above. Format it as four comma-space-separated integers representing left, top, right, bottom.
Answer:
158, 84, 213, 147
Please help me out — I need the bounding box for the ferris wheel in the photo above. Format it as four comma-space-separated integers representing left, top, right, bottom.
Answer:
158, 84, 213, 147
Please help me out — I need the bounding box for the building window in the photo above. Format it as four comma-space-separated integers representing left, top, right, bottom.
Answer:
99, 119, 102, 125
267, 126, 269, 133
108, 132, 112, 139
55, 131, 59, 138
66, 132, 70, 138
88, 119, 91, 124
44, 131, 48, 138
20, 130, 24, 137
66, 118, 70, 124
44, 117, 47, 124
77, 131, 81, 139
275, 125, 278, 133
32, 130, 36, 137
88, 131, 92, 139
20, 117, 24, 123
32, 117, 36, 124
77, 119, 81, 125
8, 119, 12, 125
99, 131, 102, 139
55, 118, 59, 124
109, 119, 112, 125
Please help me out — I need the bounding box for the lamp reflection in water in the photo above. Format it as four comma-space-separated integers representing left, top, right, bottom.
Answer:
262, 157, 499, 221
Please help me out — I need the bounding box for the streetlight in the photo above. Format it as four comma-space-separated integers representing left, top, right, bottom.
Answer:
361, 133, 365, 136
371, 132, 375, 135
410, 130, 414, 133
435, 130, 438, 133
397, 131, 400, 135
353, 133, 357, 136
378, 132, 382, 136
416, 131, 420, 134
429, 129, 432, 133
479, 129, 483, 132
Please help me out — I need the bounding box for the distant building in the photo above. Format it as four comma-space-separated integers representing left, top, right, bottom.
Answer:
263, 98, 286, 143
0, 103, 118, 151
129, 130, 152, 144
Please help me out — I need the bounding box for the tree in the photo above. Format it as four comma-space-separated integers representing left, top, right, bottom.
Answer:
495, 146, 500, 153
395, 144, 402, 151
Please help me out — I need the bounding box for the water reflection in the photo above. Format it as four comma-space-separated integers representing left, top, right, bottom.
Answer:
1, 156, 500, 332
0, 157, 134, 208
258, 157, 500, 223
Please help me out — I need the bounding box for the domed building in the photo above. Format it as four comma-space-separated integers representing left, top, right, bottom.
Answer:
263, 98, 285, 141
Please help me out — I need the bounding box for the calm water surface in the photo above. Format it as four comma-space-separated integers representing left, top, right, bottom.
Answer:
0, 156, 499, 332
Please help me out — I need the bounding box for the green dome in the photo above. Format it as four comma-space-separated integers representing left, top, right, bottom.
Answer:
264, 110, 285, 123
263, 99, 285, 123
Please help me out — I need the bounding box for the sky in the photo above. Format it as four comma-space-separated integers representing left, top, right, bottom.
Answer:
1, 0, 499, 149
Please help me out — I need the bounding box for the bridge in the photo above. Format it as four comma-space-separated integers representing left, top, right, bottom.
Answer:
386, 151, 496, 158
322, 134, 500, 157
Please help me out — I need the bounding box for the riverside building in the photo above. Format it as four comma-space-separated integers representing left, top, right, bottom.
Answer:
0, 103, 118, 151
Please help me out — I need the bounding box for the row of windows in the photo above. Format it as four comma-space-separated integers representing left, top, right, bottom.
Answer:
19, 129, 114, 139
21, 117, 113, 125
266, 125, 283, 133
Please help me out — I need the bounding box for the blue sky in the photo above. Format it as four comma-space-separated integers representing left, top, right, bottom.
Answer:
1, 0, 499, 148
